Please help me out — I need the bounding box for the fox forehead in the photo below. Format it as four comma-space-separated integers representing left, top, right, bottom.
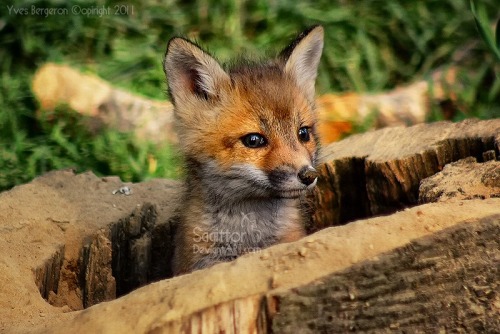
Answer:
221, 63, 317, 134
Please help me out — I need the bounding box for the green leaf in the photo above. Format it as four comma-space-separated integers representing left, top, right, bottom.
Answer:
470, 0, 500, 61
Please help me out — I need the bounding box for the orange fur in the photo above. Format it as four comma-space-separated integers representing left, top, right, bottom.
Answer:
164, 26, 324, 275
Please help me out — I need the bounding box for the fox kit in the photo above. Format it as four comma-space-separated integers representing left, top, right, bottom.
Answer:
164, 26, 324, 275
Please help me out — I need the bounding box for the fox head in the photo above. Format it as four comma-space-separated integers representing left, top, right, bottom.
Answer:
164, 26, 324, 200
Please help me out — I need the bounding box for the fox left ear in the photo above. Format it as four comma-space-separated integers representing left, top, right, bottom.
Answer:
280, 25, 324, 102
164, 37, 230, 105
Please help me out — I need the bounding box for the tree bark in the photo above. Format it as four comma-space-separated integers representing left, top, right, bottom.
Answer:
308, 119, 500, 230
269, 215, 500, 333
0, 120, 498, 333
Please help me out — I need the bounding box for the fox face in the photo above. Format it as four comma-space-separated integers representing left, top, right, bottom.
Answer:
164, 26, 324, 201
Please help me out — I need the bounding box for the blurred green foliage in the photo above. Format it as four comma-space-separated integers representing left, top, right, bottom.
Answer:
470, 0, 500, 62
0, 0, 498, 191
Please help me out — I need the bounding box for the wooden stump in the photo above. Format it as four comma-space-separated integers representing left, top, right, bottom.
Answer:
0, 119, 498, 333
309, 119, 500, 231
270, 216, 500, 333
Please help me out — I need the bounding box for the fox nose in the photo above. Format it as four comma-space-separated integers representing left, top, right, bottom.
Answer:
298, 166, 318, 186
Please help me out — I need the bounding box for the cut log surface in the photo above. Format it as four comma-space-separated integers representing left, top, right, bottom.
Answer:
24, 199, 500, 334
309, 118, 500, 229
270, 215, 499, 333
0, 120, 498, 333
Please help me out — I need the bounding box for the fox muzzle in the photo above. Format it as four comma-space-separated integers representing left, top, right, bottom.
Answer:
298, 166, 318, 186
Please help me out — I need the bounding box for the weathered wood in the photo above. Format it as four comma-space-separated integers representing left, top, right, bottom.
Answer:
171, 295, 267, 334
32, 63, 177, 145
270, 215, 500, 333
32, 63, 461, 146
32, 199, 500, 334
0, 169, 183, 331
0, 119, 499, 333
316, 64, 461, 143
34, 245, 65, 301
309, 119, 500, 230
419, 156, 500, 203
81, 231, 115, 308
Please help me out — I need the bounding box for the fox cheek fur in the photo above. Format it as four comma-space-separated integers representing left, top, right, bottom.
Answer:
164, 25, 324, 275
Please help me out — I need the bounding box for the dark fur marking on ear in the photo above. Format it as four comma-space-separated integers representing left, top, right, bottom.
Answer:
164, 36, 221, 102
189, 68, 210, 100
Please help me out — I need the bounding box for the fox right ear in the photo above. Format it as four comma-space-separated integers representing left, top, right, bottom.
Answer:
163, 38, 229, 104
280, 25, 324, 103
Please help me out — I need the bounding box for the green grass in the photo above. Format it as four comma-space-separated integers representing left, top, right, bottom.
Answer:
0, 0, 499, 191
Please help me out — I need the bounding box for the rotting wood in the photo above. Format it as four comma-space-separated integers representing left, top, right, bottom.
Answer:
33, 245, 65, 301
81, 231, 115, 308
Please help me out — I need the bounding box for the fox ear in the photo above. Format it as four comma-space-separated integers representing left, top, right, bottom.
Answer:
164, 38, 229, 104
280, 25, 324, 102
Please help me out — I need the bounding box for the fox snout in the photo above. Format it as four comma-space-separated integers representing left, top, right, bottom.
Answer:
298, 165, 318, 186
267, 163, 318, 198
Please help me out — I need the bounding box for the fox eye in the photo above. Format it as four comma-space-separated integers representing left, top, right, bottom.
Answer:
241, 133, 267, 148
298, 127, 311, 142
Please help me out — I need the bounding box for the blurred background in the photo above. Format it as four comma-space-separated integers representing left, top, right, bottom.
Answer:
0, 0, 498, 191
